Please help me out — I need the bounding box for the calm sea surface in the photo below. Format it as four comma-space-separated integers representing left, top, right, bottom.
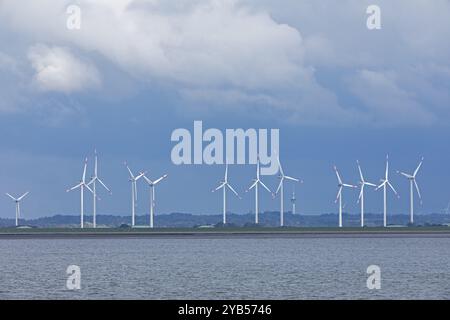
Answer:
0, 237, 449, 299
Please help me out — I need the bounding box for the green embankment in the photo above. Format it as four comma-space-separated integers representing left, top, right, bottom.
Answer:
0, 226, 449, 235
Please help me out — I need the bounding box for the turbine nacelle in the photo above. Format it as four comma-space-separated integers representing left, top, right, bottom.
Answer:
6, 192, 29, 203
274, 155, 300, 198
397, 157, 424, 205
333, 165, 356, 203
67, 158, 94, 195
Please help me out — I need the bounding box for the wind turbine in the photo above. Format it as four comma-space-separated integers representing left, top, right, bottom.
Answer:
356, 160, 377, 227
274, 156, 301, 227
142, 172, 168, 228
444, 201, 450, 215
397, 157, 424, 225
87, 149, 111, 228
334, 166, 357, 228
246, 156, 272, 224
375, 155, 399, 227
5, 192, 29, 227
125, 162, 145, 227
291, 187, 296, 215
212, 164, 241, 225
67, 158, 93, 228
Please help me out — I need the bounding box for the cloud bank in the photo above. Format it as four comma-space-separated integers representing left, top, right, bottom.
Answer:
28, 44, 100, 93
0, 0, 449, 126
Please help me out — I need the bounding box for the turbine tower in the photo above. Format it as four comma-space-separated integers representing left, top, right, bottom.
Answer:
274, 156, 301, 227
67, 158, 93, 228
87, 149, 111, 228
291, 187, 296, 215
5, 192, 29, 227
397, 157, 423, 225
356, 160, 376, 227
246, 156, 272, 224
143, 172, 168, 228
334, 166, 357, 228
212, 164, 240, 225
125, 162, 145, 227
375, 155, 399, 227
444, 201, 450, 215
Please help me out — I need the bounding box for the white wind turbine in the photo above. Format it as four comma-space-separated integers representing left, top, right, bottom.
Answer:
125, 162, 145, 227
375, 155, 399, 227
274, 156, 301, 227
246, 156, 272, 224
87, 150, 111, 228
67, 158, 93, 228
397, 157, 424, 225
291, 187, 296, 215
356, 160, 377, 227
142, 172, 168, 228
5, 192, 29, 227
334, 166, 357, 228
212, 164, 241, 225
444, 201, 450, 215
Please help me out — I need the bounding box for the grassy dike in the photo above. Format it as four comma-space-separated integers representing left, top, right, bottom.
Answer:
0, 226, 450, 238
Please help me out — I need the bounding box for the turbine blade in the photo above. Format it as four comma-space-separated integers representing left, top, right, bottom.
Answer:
142, 175, 152, 185
335, 186, 342, 203
17, 192, 29, 201
387, 181, 399, 197
225, 164, 228, 182
5, 193, 17, 201
213, 182, 226, 192
153, 174, 168, 185
227, 184, 240, 198
86, 177, 96, 186
414, 157, 424, 177
398, 171, 413, 179
82, 157, 88, 183
136, 172, 146, 180
334, 166, 342, 184
275, 179, 283, 195
277, 155, 284, 176
84, 183, 94, 194
125, 162, 135, 179
247, 180, 258, 191
414, 180, 422, 201
343, 183, 356, 188
365, 182, 377, 187
256, 156, 260, 180
94, 150, 98, 177
97, 178, 111, 193
285, 176, 300, 182
357, 160, 364, 182
357, 185, 364, 204
385, 155, 389, 180
375, 181, 386, 191
67, 182, 83, 192
259, 180, 272, 193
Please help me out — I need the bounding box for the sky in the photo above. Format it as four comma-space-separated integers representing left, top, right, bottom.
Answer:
0, 0, 450, 219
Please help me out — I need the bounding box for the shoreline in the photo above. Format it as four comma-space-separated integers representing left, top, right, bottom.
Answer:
1, 227, 450, 239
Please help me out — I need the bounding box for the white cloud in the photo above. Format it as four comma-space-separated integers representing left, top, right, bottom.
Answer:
346, 70, 437, 126
27, 44, 100, 93
0, 0, 449, 125
0, 0, 306, 89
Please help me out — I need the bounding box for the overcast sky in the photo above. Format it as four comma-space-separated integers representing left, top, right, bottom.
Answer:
1, 0, 450, 220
